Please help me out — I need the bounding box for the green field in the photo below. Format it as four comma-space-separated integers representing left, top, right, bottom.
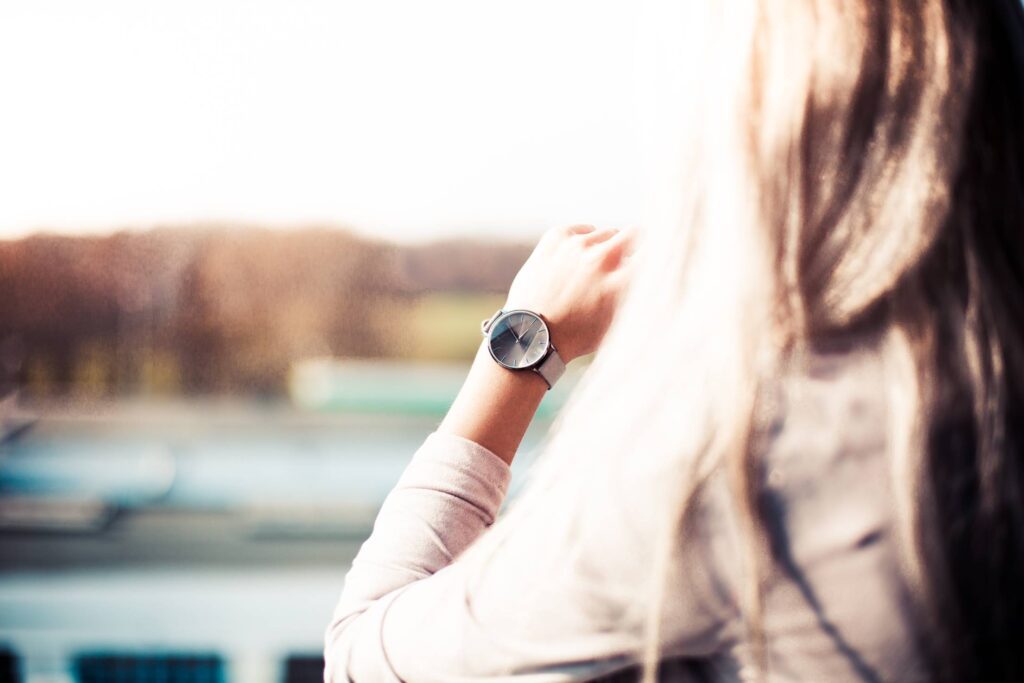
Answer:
397, 292, 507, 361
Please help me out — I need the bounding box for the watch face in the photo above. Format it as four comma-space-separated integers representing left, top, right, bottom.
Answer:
488, 310, 550, 370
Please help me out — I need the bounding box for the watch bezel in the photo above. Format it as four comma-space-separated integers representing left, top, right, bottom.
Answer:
485, 309, 553, 371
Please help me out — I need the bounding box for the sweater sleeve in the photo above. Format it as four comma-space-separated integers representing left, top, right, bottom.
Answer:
323, 431, 735, 682
324, 431, 513, 681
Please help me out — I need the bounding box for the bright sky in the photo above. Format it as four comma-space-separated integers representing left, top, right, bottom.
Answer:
0, 1, 646, 243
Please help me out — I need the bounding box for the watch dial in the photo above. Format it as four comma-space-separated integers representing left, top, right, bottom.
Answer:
489, 312, 549, 369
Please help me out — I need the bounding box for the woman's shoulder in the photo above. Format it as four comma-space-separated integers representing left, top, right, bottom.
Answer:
658, 337, 927, 680
730, 337, 927, 681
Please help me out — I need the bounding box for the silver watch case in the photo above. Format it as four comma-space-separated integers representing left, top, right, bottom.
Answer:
480, 308, 566, 389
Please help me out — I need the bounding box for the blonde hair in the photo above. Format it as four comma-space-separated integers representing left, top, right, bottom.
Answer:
471, 1, 1024, 680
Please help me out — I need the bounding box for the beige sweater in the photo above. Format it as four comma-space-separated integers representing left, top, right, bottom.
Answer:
324, 348, 928, 682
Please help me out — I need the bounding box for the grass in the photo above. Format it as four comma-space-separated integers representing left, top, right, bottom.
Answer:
398, 292, 507, 361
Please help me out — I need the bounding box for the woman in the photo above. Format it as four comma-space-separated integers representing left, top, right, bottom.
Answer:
325, 1, 1024, 681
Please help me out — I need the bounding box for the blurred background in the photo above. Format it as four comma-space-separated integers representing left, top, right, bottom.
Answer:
0, 1, 646, 682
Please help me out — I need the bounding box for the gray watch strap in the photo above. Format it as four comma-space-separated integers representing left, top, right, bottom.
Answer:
535, 346, 566, 389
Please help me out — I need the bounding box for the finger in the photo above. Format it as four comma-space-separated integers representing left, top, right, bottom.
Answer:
564, 224, 597, 236
606, 253, 637, 292
603, 225, 638, 249
580, 227, 620, 246
594, 227, 637, 266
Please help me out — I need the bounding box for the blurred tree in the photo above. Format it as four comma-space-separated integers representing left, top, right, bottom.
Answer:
0, 235, 120, 392
0, 226, 531, 397
174, 228, 398, 394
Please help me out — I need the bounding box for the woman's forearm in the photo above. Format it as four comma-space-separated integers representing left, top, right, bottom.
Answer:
437, 340, 548, 465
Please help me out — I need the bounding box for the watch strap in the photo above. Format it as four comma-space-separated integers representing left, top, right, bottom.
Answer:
535, 346, 566, 390
480, 308, 505, 336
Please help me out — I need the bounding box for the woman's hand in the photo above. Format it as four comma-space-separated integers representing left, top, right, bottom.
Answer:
504, 224, 634, 363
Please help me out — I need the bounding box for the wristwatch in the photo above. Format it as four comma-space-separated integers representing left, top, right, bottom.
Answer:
480, 308, 566, 390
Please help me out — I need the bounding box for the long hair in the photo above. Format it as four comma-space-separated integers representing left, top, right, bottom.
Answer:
468, 1, 1024, 680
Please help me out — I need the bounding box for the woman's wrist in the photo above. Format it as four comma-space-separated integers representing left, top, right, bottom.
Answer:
437, 224, 633, 466
436, 340, 548, 466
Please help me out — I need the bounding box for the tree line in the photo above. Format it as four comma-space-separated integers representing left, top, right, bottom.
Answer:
0, 226, 530, 396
